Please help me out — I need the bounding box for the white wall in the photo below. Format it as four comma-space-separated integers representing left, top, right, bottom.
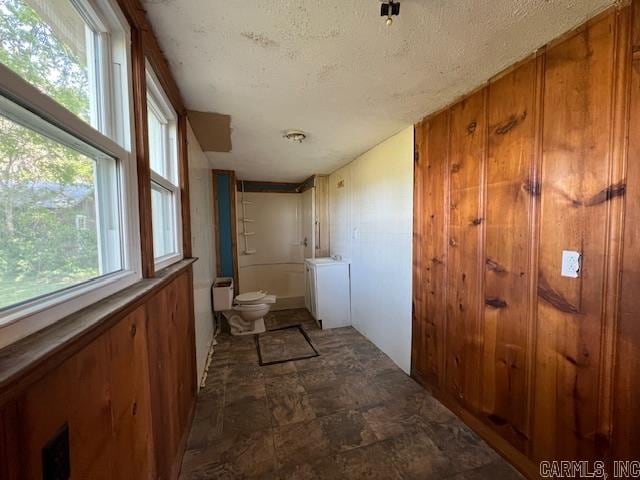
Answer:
187, 121, 215, 384
329, 127, 413, 373
236, 192, 305, 308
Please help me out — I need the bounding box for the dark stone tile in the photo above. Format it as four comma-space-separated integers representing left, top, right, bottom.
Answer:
181, 428, 277, 479
400, 390, 457, 424
201, 369, 226, 394
273, 418, 332, 468
265, 372, 306, 396
223, 390, 271, 436
319, 409, 378, 452
319, 442, 404, 480
342, 377, 391, 409
260, 361, 298, 377
182, 309, 518, 480
268, 392, 316, 427
186, 391, 224, 450
291, 354, 327, 373
297, 368, 338, 392
306, 384, 357, 417
361, 402, 430, 441
269, 462, 320, 480
356, 351, 399, 377
447, 460, 524, 479
384, 430, 453, 479
225, 378, 265, 403
425, 421, 499, 474
225, 362, 265, 386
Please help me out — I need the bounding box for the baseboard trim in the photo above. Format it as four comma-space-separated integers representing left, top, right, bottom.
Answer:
411, 374, 540, 480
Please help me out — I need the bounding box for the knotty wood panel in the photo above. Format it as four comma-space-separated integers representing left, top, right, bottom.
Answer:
411, 121, 426, 381
412, 4, 637, 476
445, 91, 486, 413
481, 59, 538, 452
415, 112, 450, 386
18, 336, 115, 479
0, 266, 196, 480
613, 1, 640, 461
108, 306, 155, 479
532, 13, 616, 462
146, 271, 197, 480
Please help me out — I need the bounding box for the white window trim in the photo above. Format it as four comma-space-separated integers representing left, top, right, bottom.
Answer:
146, 62, 183, 271
0, 0, 141, 348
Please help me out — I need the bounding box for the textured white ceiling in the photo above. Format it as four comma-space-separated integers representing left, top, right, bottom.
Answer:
142, 0, 614, 182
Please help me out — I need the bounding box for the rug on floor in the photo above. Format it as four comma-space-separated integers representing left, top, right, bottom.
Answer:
256, 325, 319, 365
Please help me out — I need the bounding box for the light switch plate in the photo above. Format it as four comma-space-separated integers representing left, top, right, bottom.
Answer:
561, 250, 581, 278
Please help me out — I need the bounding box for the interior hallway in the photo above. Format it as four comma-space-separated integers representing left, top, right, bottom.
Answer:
179, 309, 522, 479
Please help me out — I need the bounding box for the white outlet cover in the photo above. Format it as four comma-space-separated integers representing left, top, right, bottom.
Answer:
561, 250, 581, 278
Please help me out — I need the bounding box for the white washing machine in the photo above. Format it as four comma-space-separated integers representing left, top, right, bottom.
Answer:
304, 257, 351, 329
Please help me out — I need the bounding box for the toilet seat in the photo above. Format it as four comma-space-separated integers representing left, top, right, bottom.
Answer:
235, 291, 267, 304
235, 291, 276, 305
233, 303, 267, 311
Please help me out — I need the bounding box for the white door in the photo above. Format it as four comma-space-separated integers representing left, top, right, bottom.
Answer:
301, 187, 315, 259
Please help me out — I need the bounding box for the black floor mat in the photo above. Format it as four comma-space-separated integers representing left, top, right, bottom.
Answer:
255, 325, 319, 366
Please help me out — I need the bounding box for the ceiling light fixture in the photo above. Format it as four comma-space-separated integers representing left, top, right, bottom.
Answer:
380, 0, 400, 26
283, 129, 307, 143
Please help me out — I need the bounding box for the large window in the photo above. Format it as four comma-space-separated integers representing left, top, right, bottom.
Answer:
146, 64, 182, 269
0, 0, 138, 340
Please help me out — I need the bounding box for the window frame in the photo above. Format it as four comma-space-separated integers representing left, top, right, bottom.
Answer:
145, 61, 183, 271
0, 0, 141, 347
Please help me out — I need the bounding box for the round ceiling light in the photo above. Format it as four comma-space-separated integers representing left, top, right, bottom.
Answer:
283, 129, 307, 143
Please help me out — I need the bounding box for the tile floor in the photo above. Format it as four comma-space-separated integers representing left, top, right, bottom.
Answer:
180, 309, 523, 479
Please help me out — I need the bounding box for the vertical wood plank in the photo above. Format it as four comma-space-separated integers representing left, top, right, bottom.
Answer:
131, 26, 155, 278
599, 4, 632, 459
423, 112, 450, 386
19, 337, 115, 479
482, 58, 538, 452
108, 307, 155, 479
613, 0, 640, 461
532, 12, 617, 461
146, 271, 197, 480
411, 121, 427, 379
445, 90, 486, 412
179, 114, 193, 258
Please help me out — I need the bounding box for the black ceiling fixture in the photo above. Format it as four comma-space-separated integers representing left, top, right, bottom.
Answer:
380, 1, 400, 26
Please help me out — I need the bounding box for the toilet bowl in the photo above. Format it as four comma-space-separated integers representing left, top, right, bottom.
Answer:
224, 291, 276, 336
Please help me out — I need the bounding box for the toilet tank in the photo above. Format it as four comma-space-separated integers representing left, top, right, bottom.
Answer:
212, 277, 234, 311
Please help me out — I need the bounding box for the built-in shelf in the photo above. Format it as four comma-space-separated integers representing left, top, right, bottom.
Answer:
240, 182, 257, 255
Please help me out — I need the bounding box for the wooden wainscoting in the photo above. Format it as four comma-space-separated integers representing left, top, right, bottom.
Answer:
0, 265, 197, 479
412, 3, 640, 478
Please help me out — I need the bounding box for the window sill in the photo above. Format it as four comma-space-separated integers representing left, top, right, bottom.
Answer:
0, 257, 197, 405
155, 253, 184, 272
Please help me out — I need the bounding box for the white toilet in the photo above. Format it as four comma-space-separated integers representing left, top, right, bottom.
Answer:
224, 291, 276, 336
212, 279, 276, 335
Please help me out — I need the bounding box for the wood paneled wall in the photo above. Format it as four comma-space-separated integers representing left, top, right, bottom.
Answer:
412, 3, 640, 476
0, 269, 197, 479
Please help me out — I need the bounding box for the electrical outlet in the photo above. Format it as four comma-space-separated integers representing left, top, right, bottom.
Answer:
42, 423, 70, 480
561, 250, 581, 278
